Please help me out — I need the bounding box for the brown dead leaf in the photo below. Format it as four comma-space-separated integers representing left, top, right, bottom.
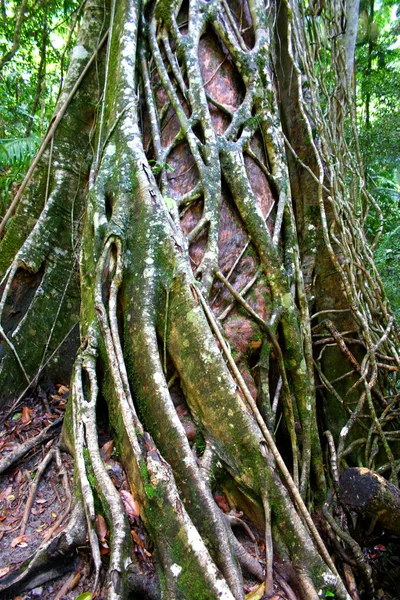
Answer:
96, 514, 108, 542
0, 566, 9, 578
0, 516, 6, 522
100, 440, 114, 461
131, 529, 144, 547
57, 385, 69, 395
214, 492, 230, 513
11, 534, 29, 548
251, 339, 262, 349
0, 486, 12, 502
31, 507, 45, 515
119, 490, 140, 518
21, 406, 33, 425
50, 394, 63, 402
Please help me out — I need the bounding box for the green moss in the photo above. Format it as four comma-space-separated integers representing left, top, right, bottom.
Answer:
144, 483, 156, 499
194, 430, 206, 456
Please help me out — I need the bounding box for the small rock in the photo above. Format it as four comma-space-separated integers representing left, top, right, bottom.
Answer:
31, 586, 43, 596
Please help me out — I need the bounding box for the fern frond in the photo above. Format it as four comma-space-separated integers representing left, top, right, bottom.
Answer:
0, 136, 39, 166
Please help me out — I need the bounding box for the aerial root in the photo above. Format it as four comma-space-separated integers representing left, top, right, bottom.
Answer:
322, 504, 374, 597
72, 355, 133, 600
42, 447, 73, 543
275, 567, 299, 600
225, 514, 264, 581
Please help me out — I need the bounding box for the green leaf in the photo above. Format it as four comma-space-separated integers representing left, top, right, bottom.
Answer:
76, 593, 93, 600
325, 591, 335, 598
12, 412, 22, 421
0, 136, 39, 166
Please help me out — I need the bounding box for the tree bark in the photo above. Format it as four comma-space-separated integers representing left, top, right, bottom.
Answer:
340, 467, 400, 536
0, 0, 398, 598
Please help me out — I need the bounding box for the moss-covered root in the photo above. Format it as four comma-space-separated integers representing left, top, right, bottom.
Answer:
141, 448, 237, 600
123, 306, 244, 598
71, 355, 133, 600
166, 274, 350, 600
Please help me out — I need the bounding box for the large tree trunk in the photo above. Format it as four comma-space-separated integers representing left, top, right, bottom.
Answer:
0, 0, 398, 598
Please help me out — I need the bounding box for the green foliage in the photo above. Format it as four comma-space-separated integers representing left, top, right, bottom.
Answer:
0, 0, 81, 216
356, 0, 400, 321
0, 135, 39, 216
149, 159, 175, 176
375, 225, 400, 319
0, 135, 39, 164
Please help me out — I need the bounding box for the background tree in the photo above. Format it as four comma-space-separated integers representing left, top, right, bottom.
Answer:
0, 0, 399, 598
355, 0, 400, 318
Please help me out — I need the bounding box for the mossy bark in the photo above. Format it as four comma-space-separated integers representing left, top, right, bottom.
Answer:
0, 0, 398, 598
0, 0, 108, 403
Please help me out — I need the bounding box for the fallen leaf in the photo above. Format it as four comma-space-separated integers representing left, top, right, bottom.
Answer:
52, 513, 57, 518
0, 516, 6, 522
0, 486, 12, 502
57, 385, 69, 395
0, 566, 9, 577
21, 406, 32, 425
96, 514, 108, 542
100, 440, 114, 461
214, 492, 230, 513
35, 498, 47, 504
11, 412, 22, 421
31, 507, 45, 515
119, 490, 140, 518
245, 582, 265, 600
11, 534, 29, 548
251, 339, 262, 349
374, 544, 386, 551
131, 529, 145, 547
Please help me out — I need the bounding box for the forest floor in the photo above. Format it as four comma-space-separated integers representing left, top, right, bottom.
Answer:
0, 386, 398, 599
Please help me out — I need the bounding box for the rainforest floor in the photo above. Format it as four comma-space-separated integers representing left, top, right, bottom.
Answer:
0, 385, 399, 600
